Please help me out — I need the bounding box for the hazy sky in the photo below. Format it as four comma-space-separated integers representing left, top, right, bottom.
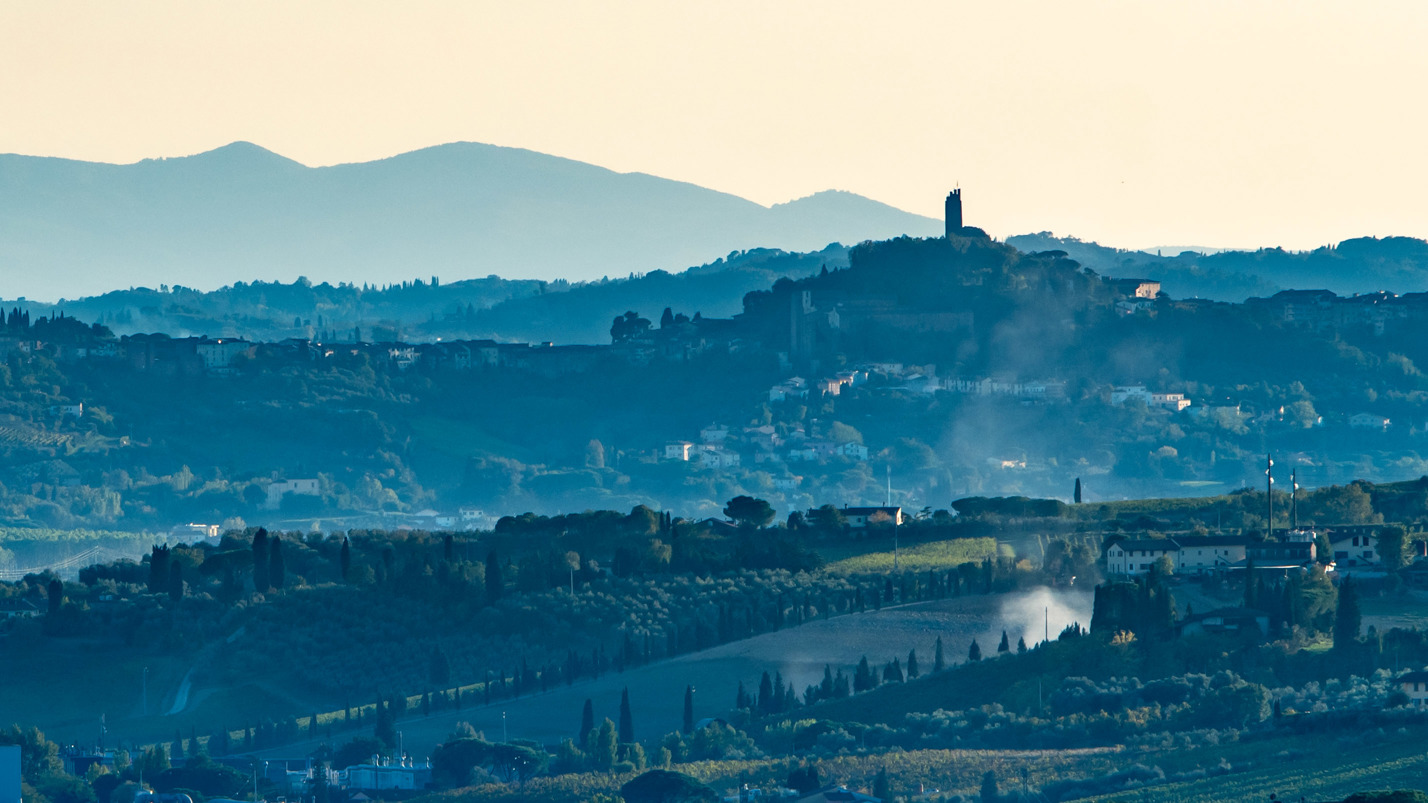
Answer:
4, 1, 1427, 250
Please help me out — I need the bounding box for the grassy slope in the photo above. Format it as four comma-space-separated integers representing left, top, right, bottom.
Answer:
822, 538, 1000, 574
241, 591, 1087, 760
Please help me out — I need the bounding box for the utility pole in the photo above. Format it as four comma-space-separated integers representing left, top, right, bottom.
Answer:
1291, 468, 1299, 531
888, 465, 899, 572
1265, 454, 1274, 540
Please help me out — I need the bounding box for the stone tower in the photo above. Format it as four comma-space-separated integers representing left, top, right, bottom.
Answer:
945, 189, 963, 237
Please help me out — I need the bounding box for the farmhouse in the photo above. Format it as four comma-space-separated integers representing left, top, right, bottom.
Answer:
1172, 535, 1249, 574
1330, 531, 1381, 568
1397, 670, 1428, 708
265, 478, 320, 510
841, 506, 903, 529
1104, 539, 1178, 575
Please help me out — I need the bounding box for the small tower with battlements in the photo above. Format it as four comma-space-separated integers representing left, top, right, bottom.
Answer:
945, 189, 963, 237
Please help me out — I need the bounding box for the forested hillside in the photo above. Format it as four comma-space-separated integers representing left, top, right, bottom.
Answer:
1009, 231, 1428, 301
5, 246, 843, 345
7, 233, 1428, 533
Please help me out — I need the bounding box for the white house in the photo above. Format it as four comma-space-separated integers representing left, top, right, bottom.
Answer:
170, 523, 220, 539
698, 446, 741, 470
842, 506, 903, 529
664, 441, 694, 461
1150, 392, 1192, 412
1330, 533, 1381, 567
1349, 413, 1391, 430
1111, 386, 1190, 411
265, 478, 320, 510
1105, 539, 1179, 575
195, 338, 251, 371
837, 442, 869, 461
1172, 536, 1248, 574
47, 403, 84, 419
700, 423, 729, 443
1398, 671, 1428, 708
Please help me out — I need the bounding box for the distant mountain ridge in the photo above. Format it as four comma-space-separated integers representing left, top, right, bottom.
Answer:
0, 141, 942, 301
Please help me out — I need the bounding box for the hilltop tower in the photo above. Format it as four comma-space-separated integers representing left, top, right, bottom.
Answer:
945, 189, 963, 237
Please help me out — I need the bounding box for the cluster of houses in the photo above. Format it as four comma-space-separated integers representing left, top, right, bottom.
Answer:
0, 321, 750, 379
665, 421, 870, 474
61, 746, 433, 799
1110, 385, 1192, 412
1104, 524, 1421, 578
1247, 288, 1428, 337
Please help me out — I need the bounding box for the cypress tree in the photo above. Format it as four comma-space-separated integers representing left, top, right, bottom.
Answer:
997, 630, 1010, 654
906, 649, 919, 679
1074, 477, 1082, 504
969, 639, 982, 662
981, 770, 999, 803
443, 533, 455, 564
618, 687, 634, 743
169, 563, 184, 602
1335, 577, 1362, 648
873, 767, 890, 801
47, 578, 62, 614
485, 549, 503, 604
340, 537, 351, 582
758, 671, 774, 711
374, 699, 396, 749
682, 685, 695, 734
934, 637, 946, 671
148, 545, 170, 594
270, 536, 285, 590
854, 657, 877, 692
1017, 636, 1027, 654
252, 529, 270, 592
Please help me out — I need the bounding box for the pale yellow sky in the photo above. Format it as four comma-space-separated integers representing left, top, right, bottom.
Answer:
3, 1, 1427, 250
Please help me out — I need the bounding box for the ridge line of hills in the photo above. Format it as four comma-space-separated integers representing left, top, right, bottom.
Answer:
0, 140, 942, 301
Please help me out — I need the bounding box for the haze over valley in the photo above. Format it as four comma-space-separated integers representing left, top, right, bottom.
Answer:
8, 3, 1428, 803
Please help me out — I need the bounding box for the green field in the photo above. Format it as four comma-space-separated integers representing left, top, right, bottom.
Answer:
823, 537, 1003, 574
1362, 590, 1428, 633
